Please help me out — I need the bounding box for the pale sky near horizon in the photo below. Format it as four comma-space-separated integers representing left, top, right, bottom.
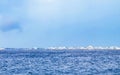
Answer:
0, 0, 120, 48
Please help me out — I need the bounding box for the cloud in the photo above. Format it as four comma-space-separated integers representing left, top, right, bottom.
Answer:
0, 22, 22, 32
0, 13, 22, 32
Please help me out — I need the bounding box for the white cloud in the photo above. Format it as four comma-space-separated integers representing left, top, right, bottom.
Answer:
0, 0, 119, 31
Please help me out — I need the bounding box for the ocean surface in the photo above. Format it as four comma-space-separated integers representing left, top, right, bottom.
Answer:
0, 49, 120, 75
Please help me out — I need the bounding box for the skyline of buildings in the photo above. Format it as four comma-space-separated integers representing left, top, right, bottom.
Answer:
1, 45, 120, 50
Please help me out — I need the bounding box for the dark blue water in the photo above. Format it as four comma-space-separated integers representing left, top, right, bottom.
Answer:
0, 50, 120, 75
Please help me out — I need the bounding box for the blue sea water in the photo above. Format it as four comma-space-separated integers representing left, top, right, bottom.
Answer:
0, 50, 120, 75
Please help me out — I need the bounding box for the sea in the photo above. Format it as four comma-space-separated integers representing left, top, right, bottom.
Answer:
0, 49, 120, 75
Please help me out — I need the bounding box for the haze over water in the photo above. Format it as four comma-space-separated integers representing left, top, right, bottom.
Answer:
0, 0, 120, 48
0, 0, 120, 75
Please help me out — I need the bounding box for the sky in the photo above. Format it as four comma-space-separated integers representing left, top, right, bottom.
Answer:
0, 0, 120, 48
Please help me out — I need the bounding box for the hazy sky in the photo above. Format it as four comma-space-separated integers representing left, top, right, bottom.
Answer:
0, 0, 120, 48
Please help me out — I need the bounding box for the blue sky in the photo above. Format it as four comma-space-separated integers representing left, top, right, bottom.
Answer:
0, 0, 120, 48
